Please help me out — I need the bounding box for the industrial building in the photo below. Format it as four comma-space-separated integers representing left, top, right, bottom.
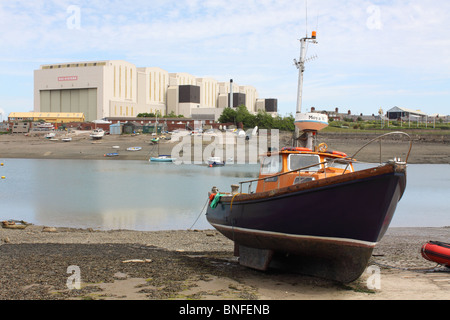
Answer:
8, 112, 85, 123
34, 60, 277, 122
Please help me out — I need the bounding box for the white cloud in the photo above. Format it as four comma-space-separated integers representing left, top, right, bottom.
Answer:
0, 0, 449, 116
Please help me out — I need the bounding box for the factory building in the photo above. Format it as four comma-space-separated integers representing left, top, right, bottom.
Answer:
34, 60, 277, 122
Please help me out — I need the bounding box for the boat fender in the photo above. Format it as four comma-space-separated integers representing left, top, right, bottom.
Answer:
210, 193, 222, 209
209, 193, 216, 202
295, 147, 312, 152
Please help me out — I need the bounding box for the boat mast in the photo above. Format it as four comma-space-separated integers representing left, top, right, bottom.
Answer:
293, 31, 318, 147
295, 31, 317, 113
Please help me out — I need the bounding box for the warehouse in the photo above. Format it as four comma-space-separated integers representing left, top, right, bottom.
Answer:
34, 60, 277, 121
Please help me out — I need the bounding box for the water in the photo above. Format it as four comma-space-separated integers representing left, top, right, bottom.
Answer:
0, 159, 448, 230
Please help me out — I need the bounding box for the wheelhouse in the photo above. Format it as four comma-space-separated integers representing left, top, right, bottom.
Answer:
255, 147, 354, 193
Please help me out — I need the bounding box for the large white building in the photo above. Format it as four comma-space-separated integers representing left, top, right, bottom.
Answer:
34, 60, 277, 121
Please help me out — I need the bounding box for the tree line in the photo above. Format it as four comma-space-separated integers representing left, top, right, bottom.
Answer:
218, 105, 295, 131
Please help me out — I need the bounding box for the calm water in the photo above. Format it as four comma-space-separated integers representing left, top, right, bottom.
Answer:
0, 159, 448, 230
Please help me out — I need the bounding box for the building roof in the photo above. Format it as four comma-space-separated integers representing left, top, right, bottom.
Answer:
9, 112, 84, 118
386, 107, 428, 116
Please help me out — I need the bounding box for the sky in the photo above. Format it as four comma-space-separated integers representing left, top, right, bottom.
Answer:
0, 0, 449, 119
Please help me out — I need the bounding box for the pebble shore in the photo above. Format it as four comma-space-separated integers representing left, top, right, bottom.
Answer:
0, 225, 449, 300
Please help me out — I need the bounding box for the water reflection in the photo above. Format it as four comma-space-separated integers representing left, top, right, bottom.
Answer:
0, 159, 448, 230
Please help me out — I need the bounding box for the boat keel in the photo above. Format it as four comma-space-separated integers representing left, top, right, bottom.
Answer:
237, 245, 274, 271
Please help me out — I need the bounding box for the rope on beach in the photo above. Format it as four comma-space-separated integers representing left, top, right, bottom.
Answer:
188, 198, 209, 230
370, 259, 449, 273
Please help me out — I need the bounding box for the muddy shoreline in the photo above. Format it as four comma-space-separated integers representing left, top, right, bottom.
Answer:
0, 226, 449, 300
0, 131, 449, 164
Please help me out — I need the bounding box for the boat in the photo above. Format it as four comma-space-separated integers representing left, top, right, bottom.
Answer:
45, 132, 56, 139
204, 31, 412, 283
37, 122, 54, 130
151, 137, 159, 144
90, 128, 105, 140
127, 147, 142, 151
150, 155, 176, 162
2, 220, 30, 230
421, 241, 450, 267
104, 152, 119, 157
62, 137, 72, 142
207, 156, 225, 167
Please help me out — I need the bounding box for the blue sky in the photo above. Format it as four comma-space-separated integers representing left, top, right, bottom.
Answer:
0, 0, 449, 119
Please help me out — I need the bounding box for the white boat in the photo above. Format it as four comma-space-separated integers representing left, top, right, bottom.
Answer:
127, 147, 142, 151
45, 132, 56, 139
90, 128, 105, 140
150, 155, 176, 162
62, 137, 72, 142
207, 156, 225, 167
37, 122, 54, 130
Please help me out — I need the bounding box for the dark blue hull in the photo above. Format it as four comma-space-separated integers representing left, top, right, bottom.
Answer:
206, 163, 407, 282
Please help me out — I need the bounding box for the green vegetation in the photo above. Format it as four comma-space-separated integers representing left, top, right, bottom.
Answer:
137, 111, 184, 118
217, 105, 450, 134
218, 105, 295, 131
325, 118, 450, 134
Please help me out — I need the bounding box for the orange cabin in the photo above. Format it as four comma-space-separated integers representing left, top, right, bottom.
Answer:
255, 147, 354, 193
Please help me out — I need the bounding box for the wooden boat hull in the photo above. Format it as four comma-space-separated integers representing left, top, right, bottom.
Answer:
206, 163, 407, 282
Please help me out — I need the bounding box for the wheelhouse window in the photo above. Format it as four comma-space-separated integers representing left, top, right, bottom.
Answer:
260, 155, 282, 175
325, 158, 353, 172
288, 154, 321, 172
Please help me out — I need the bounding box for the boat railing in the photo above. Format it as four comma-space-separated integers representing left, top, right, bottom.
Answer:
238, 131, 412, 194
342, 131, 412, 174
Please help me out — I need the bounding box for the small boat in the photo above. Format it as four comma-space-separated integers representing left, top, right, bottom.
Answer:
127, 147, 142, 151
62, 137, 72, 142
37, 122, 55, 130
421, 241, 450, 267
207, 156, 225, 167
2, 220, 30, 230
45, 132, 56, 139
150, 155, 176, 162
90, 128, 105, 140
104, 152, 119, 157
151, 137, 159, 144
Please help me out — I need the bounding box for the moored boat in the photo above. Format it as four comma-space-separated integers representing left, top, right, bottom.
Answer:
127, 147, 142, 151
205, 30, 412, 283
150, 155, 176, 162
90, 128, 105, 140
421, 241, 450, 267
207, 156, 225, 167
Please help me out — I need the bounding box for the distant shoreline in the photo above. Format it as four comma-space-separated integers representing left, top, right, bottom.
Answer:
0, 131, 449, 164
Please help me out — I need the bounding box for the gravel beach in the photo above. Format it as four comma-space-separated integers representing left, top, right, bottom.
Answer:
0, 132, 449, 301
0, 225, 449, 300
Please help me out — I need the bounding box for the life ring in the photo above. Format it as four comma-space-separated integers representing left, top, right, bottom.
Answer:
318, 143, 328, 152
